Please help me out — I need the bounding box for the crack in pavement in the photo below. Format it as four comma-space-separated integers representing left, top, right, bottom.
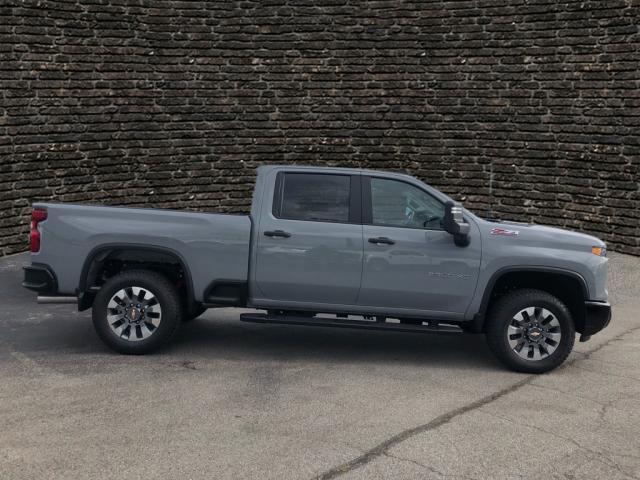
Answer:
570, 363, 640, 382
479, 410, 640, 480
383, 451, 443, 475
383, 451, 481, 480
313, 325, 640, 480
314, 376, 533, 480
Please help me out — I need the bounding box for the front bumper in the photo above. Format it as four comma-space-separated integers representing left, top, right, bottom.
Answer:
22, 264, 57, 294
581, 300, 612, 338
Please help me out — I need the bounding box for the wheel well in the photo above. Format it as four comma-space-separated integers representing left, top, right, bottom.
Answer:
481, 271, 587, 333
79, 246, 194, 311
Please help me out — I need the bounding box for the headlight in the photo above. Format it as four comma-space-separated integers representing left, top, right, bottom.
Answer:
591, 246, 607, 257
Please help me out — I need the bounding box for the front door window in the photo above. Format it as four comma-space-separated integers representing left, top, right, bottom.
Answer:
370, 177, 444, 230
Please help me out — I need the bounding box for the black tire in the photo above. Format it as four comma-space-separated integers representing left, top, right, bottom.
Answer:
183, 305, 207, 322
485, 289, 575, 373
92, 270, 182, 355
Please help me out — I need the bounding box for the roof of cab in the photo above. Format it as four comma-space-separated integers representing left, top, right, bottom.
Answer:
256, 164, 416, 181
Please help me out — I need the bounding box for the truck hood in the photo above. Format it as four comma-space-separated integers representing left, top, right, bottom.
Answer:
481, 219, 606, 249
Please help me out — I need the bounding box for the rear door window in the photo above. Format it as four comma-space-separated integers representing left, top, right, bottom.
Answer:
275, 173, 351, 223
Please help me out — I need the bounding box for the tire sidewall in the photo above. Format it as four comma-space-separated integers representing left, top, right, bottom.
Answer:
92, 271, 181, 354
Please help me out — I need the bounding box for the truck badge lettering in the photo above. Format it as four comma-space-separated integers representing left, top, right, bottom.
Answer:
490, 227, 519, 237
427, 272, 472, 279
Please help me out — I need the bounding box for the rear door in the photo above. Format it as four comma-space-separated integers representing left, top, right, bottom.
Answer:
253, 171, 364, 306
358, 176, 481, 318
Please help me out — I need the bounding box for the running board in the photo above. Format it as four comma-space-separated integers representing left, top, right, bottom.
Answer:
37, 295, 77, 304
239, 313, 463, 335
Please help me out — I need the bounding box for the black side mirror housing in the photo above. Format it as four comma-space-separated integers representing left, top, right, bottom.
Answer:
442, 201, 470, 247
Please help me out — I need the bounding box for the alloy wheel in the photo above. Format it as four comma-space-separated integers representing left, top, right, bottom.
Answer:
507, 306, 561, 361
106, 286, 162, 342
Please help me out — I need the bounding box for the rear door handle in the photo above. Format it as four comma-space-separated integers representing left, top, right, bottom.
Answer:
368, 237, 395, 245
264, 230, 291, 238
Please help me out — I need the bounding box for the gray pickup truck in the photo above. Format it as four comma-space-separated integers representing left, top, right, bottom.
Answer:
23, 165, 611, 373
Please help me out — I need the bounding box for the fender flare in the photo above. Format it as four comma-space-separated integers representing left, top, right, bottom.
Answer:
470, 266, 589, 332
78, 243, 195, 310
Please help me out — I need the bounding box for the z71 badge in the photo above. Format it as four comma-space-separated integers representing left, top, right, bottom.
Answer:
490, 227, 519, 236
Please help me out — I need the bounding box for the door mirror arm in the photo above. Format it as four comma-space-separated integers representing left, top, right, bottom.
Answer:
442, 201, 470, 247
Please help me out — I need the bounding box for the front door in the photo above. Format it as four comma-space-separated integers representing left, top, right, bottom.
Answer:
358, 176, 481, 318
253, 171, 364, 306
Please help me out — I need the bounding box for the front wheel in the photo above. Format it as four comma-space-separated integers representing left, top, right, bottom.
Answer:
92, 270, 182, 355
485, 289, 575, 373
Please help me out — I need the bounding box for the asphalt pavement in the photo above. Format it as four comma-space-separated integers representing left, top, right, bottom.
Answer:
1, 252, 639, 480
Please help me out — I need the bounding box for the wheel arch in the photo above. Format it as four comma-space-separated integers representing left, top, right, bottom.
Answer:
472, 266, 589, 334
78, 243, 195, 311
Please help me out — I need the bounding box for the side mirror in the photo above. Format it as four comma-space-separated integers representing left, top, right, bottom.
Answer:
442, 201, 470, 247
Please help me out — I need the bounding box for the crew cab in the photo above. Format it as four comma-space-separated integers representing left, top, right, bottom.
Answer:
23, 165, 611, 372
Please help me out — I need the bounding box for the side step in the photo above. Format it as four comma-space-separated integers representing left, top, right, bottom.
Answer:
37, 295, 77, 304
239, 313, 463, 335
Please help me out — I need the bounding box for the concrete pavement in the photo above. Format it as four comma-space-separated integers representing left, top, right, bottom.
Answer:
1, 252, 638, 480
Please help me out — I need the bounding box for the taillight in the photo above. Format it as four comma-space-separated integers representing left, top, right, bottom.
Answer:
29, 208, 47, 253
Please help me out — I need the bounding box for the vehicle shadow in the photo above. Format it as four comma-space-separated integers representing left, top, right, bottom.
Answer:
3, 303, 500, 372
169, 313, 501, 371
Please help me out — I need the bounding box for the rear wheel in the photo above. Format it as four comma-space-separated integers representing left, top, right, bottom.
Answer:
92, 270, 182, 354
485, 289, 575, 373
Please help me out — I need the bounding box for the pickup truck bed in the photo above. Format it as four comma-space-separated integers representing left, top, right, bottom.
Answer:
28, 204, 251, 303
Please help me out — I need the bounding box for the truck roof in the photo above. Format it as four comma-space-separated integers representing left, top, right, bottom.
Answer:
256, 164, 417, 182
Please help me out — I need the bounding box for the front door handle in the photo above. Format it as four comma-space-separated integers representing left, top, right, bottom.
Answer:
368, 237, 395, 245
264, 230, 291, 238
